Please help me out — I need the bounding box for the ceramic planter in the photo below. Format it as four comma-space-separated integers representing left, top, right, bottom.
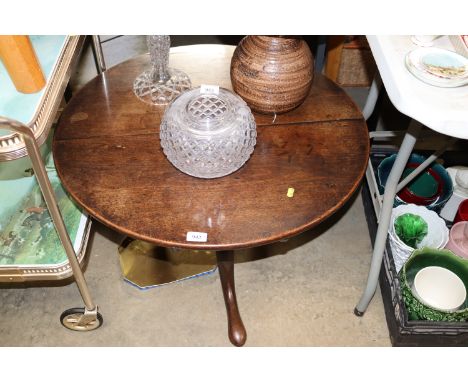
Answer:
230, 36, 314, 114
389, 204, 449, 273
400, 247, 468, 321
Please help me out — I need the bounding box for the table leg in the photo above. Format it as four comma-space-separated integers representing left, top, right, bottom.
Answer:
216, 250, 247, 347
355, 122, 422, 315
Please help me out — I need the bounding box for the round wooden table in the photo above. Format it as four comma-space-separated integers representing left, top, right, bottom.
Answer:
53, 44, 369, 346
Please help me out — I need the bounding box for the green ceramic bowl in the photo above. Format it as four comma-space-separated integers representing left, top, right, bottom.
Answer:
378, 153, 453, 212
400, 247, 468, 321
401, 165, 439, 198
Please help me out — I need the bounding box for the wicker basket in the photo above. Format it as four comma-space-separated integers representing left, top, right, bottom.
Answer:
336, 36, 377, 87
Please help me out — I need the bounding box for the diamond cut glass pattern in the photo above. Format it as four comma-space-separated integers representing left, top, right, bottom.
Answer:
133, 35, 191, 105
160, 87, 257, 178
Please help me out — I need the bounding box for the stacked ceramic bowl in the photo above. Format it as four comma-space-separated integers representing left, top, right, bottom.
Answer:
389, 204, 449, 273
400, 248, 468, 321
445, 221, 468, 259
440, 167, 468, 222
378, 153, 453, 213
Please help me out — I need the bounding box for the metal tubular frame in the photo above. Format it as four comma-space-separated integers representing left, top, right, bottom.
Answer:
355, 123, 422, 314
0, 116, 97, 316
362, 73, 383, 121
355, 75, 459, 315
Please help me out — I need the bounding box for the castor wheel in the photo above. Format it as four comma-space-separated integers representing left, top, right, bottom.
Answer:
60, 307, 103, 331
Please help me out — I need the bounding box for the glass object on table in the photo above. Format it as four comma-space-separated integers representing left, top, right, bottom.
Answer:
160, 86, 257, 179
133, 35, 191, 105
411, 35, 440, 47
405, 47, 468, 88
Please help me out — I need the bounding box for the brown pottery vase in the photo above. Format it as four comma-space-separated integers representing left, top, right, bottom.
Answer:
230, 36, 314, 114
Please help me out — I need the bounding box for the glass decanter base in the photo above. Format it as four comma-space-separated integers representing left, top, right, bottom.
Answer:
133, 68, 191, 105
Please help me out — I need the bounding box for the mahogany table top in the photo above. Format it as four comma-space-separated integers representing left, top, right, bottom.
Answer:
53, 44, 369, 250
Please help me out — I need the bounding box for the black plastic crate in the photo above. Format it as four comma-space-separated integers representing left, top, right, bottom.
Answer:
361, 150, 468, 346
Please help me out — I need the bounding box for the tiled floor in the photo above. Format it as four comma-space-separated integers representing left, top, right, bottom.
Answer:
0, 36, 391, 346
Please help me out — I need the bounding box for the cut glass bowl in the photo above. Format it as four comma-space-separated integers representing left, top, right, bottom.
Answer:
160, 87, 257, 179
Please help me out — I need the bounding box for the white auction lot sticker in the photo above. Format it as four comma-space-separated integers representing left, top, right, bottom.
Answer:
200, 84, 219, 94
186, 231, 208, 242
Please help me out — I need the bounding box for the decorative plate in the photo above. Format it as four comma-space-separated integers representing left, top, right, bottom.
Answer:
405, 47, 468, 87
413, 266, 466, 312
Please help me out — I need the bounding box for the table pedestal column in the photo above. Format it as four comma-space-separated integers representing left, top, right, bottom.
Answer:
216, 250, 247, 347
118, 238, 216, 289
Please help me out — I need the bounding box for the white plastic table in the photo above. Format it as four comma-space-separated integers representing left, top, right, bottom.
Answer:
355, 35, 468, 315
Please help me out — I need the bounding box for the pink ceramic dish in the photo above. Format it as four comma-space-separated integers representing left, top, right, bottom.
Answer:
445, 221, 468, 259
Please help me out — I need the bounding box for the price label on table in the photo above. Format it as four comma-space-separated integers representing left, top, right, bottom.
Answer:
186, 231, 208, 242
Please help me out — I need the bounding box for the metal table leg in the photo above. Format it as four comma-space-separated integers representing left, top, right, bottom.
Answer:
355, 122, 422, 315
362, 73, 383, 121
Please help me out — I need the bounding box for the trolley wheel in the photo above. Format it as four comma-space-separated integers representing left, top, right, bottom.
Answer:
60, 307, 103, 331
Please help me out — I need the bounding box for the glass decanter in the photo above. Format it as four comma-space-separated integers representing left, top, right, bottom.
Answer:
133, 35, 191, 105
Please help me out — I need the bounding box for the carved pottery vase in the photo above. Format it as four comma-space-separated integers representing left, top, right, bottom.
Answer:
230, 36, 314, 114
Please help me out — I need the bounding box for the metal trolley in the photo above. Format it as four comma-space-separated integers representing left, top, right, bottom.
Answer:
0, 35, 103, 331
